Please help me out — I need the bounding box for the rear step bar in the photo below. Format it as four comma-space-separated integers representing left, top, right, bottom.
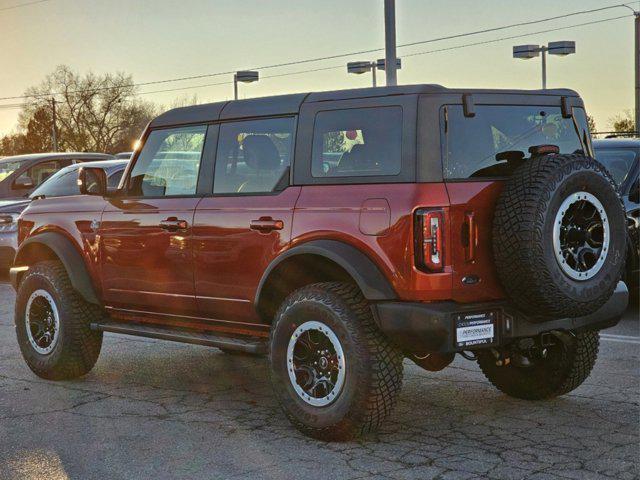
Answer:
90, 322, 268, 355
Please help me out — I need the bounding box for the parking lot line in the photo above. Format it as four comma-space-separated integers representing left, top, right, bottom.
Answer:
600, 334, 640, 345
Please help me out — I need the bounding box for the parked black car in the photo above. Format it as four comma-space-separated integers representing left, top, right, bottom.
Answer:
594, 138, 639, 297
0, 152, 114, 200
0, 159, 128, 269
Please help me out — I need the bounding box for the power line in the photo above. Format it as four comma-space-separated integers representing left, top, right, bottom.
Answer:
1, 13, 632, 105
396, 3, 634, 49
133, 14, 632, 98
402, 14, 632, 59
0, 3, 634, 102
0, 0, 51, 12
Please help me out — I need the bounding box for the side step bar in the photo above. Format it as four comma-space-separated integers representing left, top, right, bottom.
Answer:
91, 321, 268, 355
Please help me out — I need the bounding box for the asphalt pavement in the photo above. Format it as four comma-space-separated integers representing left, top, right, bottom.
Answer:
0, 279, 638, 480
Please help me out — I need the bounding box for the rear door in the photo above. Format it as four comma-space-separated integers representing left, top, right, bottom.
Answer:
436, 95, 592, 302
193, 116, 299, 327
99, 125, 211, 315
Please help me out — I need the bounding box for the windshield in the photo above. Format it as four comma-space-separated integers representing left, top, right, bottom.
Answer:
593, 147, 638, 188
0, 159, 27, 183
442, 105, 590, 179
30, 167, 78, 198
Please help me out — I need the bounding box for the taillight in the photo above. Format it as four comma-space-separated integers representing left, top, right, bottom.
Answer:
416, 209, 445, 272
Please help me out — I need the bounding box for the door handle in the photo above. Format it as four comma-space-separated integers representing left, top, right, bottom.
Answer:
250, 217, 284, 233
159, 217, 189, 231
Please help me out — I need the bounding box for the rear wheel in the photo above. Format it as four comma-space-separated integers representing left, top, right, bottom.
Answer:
15, 261, 103, 380
477, 330, 599, 400
269, 282, 403, 441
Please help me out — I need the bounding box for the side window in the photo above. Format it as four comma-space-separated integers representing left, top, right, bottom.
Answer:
311, 107, 402, 178
214, 117, 295, 195
18, 160, 61, 187
128, 125, 207, 197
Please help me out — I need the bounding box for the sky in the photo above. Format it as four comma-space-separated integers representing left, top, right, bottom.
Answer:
0, 0, 636, 137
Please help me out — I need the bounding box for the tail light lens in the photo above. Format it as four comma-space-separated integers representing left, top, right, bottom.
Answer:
416, 209, 445, 272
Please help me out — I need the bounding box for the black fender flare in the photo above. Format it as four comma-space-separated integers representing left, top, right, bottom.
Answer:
13, 232, 100, 305
255, 239, 397, 307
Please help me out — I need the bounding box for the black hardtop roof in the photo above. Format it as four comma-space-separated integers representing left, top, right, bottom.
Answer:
150, 84, 580, 128
0, 152, 114, 165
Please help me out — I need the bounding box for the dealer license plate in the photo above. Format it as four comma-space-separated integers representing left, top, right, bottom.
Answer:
455, 312, 496, 348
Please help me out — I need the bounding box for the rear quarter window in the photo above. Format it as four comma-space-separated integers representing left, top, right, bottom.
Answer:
441, 105, 589, 179
311, 106, 402, 178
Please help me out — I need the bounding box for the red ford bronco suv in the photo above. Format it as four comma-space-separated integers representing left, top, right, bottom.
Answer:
10, 85, 628, 440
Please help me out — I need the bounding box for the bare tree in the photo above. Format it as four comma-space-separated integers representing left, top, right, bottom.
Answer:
5, 65, 157, 154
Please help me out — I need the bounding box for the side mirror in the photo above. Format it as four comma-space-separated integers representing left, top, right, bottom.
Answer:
13, 176, 34, 190
630, 178, 639, 204
78, 167, 107, 196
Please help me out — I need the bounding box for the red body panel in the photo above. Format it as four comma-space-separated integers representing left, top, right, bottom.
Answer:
445, 181, 506, 302
192, 187, 300, 326
99, 197, 201, 314
16, 181, 508, 335
292, 184, 453, 302
18, 195, 107, 295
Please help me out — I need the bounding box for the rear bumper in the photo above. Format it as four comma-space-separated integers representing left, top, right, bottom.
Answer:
372, 281, 629, 354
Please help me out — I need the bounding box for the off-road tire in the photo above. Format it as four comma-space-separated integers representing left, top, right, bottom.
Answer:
269, 282, 404, 441
493, 153, 627, 318
477, 330, 599, 400
15, 261, 103, 380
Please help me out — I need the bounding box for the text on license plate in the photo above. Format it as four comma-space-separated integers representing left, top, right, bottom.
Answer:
455, 312, 496, 348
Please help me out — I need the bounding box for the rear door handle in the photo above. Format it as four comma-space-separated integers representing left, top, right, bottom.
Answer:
159, 217, 188, 231
250, 217, 284, 233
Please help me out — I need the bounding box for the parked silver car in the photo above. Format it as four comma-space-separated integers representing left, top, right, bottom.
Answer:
0, 159, 128, 269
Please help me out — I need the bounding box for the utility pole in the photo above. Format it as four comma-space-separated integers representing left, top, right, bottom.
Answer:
51, 97, 58, 152
233, 73, 238, 100
384, 0, 398, 86
635, 11, 639, 135
541, 47, 547, 90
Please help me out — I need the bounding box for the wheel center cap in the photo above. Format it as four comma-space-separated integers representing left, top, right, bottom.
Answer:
319, 357, 329, 369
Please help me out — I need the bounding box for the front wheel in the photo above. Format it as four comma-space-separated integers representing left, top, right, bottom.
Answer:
269, 282, 404, 441
15, 261, 104, 380
477, 330, 599, 400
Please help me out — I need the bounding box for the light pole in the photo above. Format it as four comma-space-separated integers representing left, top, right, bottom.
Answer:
233, 70, 259, 100
384, 0, 398, 86
513, 41, 576, 89
635, 11, 639, 135
347, 59, 401, 87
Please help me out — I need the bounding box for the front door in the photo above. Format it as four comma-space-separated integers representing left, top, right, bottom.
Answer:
193, 116, 299, 327
99, 125, 210, 315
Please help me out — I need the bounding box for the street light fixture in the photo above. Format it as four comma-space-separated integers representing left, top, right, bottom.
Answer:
347, 58, 401, 87
513, 41, 576, 89
233, 70, 259, 100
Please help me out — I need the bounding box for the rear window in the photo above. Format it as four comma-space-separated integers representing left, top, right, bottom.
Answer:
311, 106, 402, 178
442, 105, 589, 179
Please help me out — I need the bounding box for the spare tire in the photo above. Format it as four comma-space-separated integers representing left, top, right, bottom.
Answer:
493, 153, 626, 318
